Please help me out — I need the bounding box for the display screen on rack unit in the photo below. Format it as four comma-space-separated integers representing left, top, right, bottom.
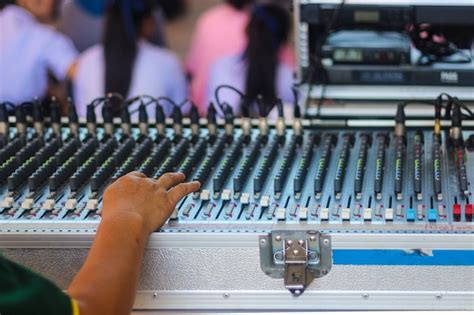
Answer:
1, 116, 473, 234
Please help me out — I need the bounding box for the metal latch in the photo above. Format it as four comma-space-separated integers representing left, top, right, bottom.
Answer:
259, 230, 332, 296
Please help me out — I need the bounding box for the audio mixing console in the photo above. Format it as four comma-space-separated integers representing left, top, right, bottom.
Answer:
0, 101, 473, 234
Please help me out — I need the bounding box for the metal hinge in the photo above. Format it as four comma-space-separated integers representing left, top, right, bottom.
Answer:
259, 230, 332, 296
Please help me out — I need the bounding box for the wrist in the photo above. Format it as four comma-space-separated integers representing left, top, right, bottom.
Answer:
100, 209, 150, 238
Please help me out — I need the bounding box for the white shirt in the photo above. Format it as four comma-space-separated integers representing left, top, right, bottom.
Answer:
206, 54, 294, 118
73, 40, 188, 119
0, 5, 77, 104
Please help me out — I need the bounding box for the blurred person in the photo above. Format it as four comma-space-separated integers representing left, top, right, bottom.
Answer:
0, 0, 78, 105
73, 0, 187, 119
186, 0, 253, 115
206, 3, 294, 118
58, 0, 167, 52
186, 0, 294, 115
0, 171, 200, 315
57, 0, 106, 52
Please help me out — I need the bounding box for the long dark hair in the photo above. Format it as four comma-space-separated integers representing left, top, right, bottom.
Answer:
103, 0, 154, 98
0, 0, 14, 9
244, 4, 290, 114
226, 0, 254, 10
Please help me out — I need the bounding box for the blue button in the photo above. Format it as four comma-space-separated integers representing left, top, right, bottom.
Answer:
406, 208, 416, 222
428, 209, 437, 222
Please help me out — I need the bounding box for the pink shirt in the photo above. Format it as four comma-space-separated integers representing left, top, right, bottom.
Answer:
186, 3, 294, 116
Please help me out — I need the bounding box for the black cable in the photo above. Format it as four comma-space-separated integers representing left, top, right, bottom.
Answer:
68, 98, 79, 124
256, 95, 266, 117
1, 101, 16, 110
126, 95, 182, 116
128, 99, 147, 115
179, 98, 191, 108
156, 96, 180, 108
291, 86, 301, 119
252, 94, 280, 118
436, 93, 473, 120
87, 93, 124, 110
89, 96, 108, 108
395, 103, 406, 124
127, 95, 158, 114
276, 99, 284, 118
453, 97, 473, 119
400, 93, 473, 121
85, 94, 125, 122
174, 97, 194, 109
137, 95, 158, 106
214, 84, 245, 114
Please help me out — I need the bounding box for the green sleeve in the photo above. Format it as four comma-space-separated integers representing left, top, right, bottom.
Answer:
0, 255, 72, 315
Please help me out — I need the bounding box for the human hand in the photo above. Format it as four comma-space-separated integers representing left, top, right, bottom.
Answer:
101, 171, 200, 234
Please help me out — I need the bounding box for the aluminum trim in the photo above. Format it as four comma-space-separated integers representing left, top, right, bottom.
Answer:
1, 232, 473, 250
132, 290, 474, 310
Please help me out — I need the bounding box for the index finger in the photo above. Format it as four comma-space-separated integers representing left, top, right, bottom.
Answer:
128, 171, 147, 179
156, 172, 186, 190
167, 181, 201, 205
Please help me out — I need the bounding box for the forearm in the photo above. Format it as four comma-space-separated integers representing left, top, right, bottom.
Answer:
68, 212, 149, 315
66, 171, 200, 314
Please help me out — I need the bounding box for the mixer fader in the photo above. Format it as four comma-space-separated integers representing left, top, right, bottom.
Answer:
0, 99, 473, 234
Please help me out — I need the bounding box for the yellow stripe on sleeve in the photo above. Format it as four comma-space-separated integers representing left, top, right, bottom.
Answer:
71, 298, 80, 315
